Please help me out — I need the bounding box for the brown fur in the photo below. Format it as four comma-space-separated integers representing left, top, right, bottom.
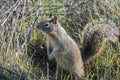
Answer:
37, 16, 85, 78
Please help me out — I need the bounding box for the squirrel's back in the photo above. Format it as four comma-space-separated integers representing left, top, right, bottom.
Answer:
81, 20, 119, 61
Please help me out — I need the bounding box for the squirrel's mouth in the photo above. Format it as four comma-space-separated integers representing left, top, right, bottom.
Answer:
37, 26, 53, 34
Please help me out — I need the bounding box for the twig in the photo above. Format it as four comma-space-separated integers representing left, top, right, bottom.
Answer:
0, 1, 19, 18
16, 5, 42, 56
1, 1, 20, 26
46, 63, 49, 80
0, 66, 25, 78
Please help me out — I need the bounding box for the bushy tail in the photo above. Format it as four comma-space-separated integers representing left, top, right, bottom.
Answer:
81, 20, 119, 61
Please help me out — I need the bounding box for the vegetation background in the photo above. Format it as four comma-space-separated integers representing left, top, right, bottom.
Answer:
0, 0, 120, 80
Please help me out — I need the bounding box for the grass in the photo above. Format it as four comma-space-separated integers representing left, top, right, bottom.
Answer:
0, 0, 120, 80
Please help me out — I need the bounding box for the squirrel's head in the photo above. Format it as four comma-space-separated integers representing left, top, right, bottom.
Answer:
37, 13, 58, 34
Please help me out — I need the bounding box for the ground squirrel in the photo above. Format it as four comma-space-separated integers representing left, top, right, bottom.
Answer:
81, 20, 119, 61
37, 14, 85, 78
37, 14, 119, 78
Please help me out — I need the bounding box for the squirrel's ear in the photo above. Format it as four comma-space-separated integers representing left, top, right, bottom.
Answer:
53, 16, 57, 24
49, 13, 53, 18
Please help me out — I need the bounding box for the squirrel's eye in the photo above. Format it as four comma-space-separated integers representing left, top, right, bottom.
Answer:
44, 24, 49, 26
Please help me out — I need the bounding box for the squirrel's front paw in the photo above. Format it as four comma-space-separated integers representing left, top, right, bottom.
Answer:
48, 53, 54, 60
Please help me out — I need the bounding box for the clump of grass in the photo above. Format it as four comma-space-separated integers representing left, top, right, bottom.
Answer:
84, 42, 120, 80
